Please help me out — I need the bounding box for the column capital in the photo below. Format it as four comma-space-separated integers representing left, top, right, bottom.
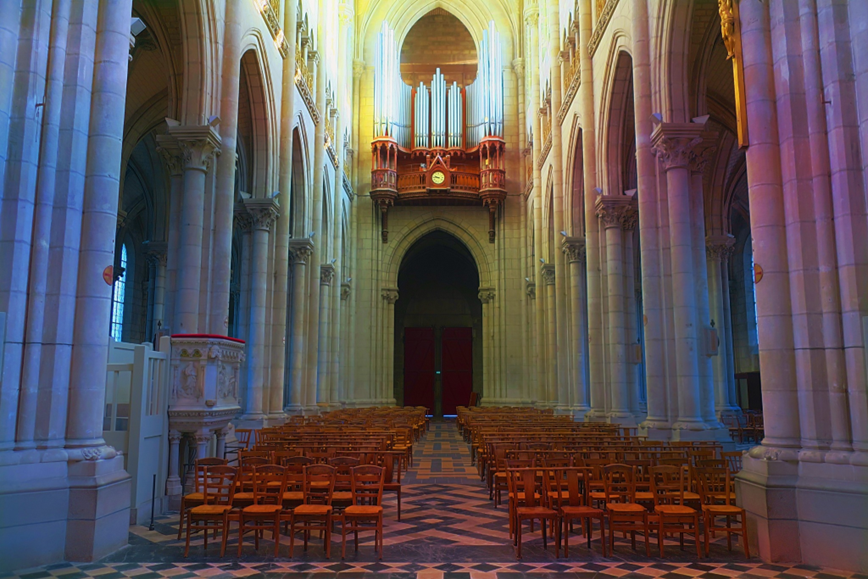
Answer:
688, 132, 719, 173
595, 192, 638, 230
524, 10, 539, 27
168, 124, 222, 172
233, 203, 253, 232
561, 236, 586, 263
144, 240, 168, 266
706, 233, 736, 260
289, 238, 314, 264
168, 430, 182, 443
541, 264, 556, 286
478, 287, 496, 304
338, 4, 354, 26
525, 280, 536, 299
512, 57, 525, 77
155, 136, 184, 176
341, 282, 351, 301
353, 59, 366, 78
650, 122, 704, 171
381, 287, 399, 304
241, 197, 280, 231
320, 263, 336, 286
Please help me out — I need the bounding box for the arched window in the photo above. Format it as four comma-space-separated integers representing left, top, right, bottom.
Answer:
110, 244, 128, 341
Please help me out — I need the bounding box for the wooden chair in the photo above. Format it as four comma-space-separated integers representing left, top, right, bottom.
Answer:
603, 464, 650, 556
504, 459, 535, 539
177, 457, 226, 540
224, 428, 252, 464
237, 465, 286, 556
695, 466, 750, 558
184, 465, 236, 557
381, 451, 404, 521
341, 465, 385, 559
289, 464, 336, 558
721, 450, 743, 474
650, 465, 701, 558
328, 456, 360, 514
509, 467, 560, 559
547, 467, 606, 557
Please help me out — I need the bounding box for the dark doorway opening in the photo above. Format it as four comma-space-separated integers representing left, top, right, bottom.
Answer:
395, 231, 481, 417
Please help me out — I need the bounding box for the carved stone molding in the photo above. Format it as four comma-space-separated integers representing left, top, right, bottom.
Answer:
145, 240, 168, 267
289, 238, 314, 265
650, 123, 705, 171
155, 136, 184, 176
595, 193, 638, 230
589, 0, 621, 57
168, 125, 222, 172
512, 57, 525, 78
233, 204, 253, 232
561, 236, 586, 263
352, 59, 366, 79
526, 280, 536, 299
341, 282, 351, 301
524, 10, 539, 27
688, 132, 719, 174
541, 264, 556, 286
381, 288, 399, 304
320, 263, 335, 286
242, 198, 280, 231
706, 234, 736, 260
478, 287, 496, 304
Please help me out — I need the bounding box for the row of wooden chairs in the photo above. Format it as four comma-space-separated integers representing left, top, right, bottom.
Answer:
506, 465, 749, 560
182, 461, 386, 559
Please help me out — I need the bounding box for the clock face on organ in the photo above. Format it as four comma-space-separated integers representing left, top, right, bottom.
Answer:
431, 171, 446, 185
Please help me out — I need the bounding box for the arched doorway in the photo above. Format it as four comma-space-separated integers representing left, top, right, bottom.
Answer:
395, 232, 481, 416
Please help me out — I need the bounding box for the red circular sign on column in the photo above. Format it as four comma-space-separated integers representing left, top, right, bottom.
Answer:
103, 266, 114, 285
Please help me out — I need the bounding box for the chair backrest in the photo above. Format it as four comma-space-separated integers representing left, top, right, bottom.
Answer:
240, 454, 270, 467
694, 466, 732, 504
603, 464, 636, 504
202, 465, 236, 506
252, 465, 286, 505
649, 465, 684, 506
194, 458, 227, 492
303, 464, 336, 505
509, 467, 542, 508
350, 465, 384, 506
549, 467, 591, 508
329, 457, 359, 491
235, 428, 252, 446
721, 450, 743, 473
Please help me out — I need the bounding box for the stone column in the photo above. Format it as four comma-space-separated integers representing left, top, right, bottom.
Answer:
195, 431, 211, 460
65, 0, 134, 452
633, 0, 669, 436
622, 215, 641, 420
541, 265, 557, 405
479, 288, 496, 402
706, 234, 740, 417
595, 194, 637, 425
286, 239, 313, 413
145, 242, 167, 337
210, 0, 242, 334
317, 264, 335, 409
239, 198, 279, 422
155, 141, 184, 332
563, 237, 589, 418
577, 0, 603, 422
215, 428, 226, 461
651, 124, 707, 434
381, 288, 399, 405
168, 125, 221, 334
166, 430, 182, 508
340, 282, 351, 401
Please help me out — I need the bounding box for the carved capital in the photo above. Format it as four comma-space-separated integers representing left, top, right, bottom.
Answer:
289, 238, 314, 265
353, 59, 366, 79
524, 10, 539, 27
155, 136, 184, 176
168, 125, 222, 172
341, 282, 351, 301
478, 287, 495, 304
381, 288, 399, 305
145, 240, 168, 267
320, 263, 335, 286
595, 192, 638, 230
541, 264, 556, 286
561, 236, 586, 263
233, 204, 253, 232
242, 198, 280, 231
512, 58, 525, 77
650, 123, 704, 171
168, 430, 182, 444
525, 280, 536, 299
706, 234, 736, 261
688, 133, 718, 174
338, 4, 354, 26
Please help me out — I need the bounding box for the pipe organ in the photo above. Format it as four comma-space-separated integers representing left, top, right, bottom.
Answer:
371, 21, 506, 243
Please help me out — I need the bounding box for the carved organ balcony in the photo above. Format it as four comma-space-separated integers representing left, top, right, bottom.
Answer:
370, 21, 506, 243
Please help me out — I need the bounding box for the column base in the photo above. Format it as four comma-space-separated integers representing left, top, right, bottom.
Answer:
234, 415, 269, 430
554, 404, 572, 415
570, 406, 591, 421
736, 449, 868, 572
639, 419, 673, 441
584, 409, 608, 422
284, 404, 304, 415
606, 411, 638, 427
265, 412, 287, 426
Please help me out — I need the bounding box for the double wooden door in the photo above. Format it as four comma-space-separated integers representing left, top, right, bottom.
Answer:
403, 327, 472, 415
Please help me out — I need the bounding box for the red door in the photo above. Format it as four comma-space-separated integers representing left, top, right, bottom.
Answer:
441, 327, 472, 416
403, 327, 435, 410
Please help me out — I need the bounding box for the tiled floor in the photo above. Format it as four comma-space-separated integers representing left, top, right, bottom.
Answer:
5, 421, 864, 579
